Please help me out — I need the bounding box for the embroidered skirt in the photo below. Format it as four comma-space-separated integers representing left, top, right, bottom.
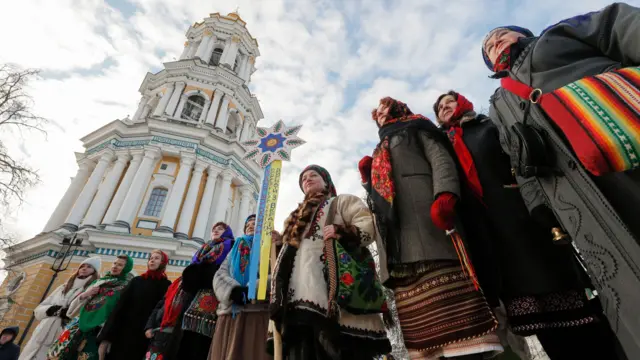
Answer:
504, 289, 597, 335
394, 262, 501, 359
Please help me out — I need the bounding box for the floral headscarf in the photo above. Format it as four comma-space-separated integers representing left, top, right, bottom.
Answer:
78, 255, 134, 332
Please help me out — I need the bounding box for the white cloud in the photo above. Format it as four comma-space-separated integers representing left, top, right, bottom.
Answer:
0, 0, 620, 241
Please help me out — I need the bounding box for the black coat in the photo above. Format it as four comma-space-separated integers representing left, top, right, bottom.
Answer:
98, 276, 171, 360
0, 327, 20, 360
488, 3, 640, 356
452, 116, 588, 299
142, 261, 219, 360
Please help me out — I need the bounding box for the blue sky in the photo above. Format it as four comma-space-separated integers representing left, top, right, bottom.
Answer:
0, 0, 633, 240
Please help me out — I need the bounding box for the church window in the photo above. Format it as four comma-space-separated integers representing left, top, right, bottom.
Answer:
160, 164, 168, 170
233, 56, 239, 72
209, 48, 223, 66
144, 187, 168, 217
180, 95, 205, 122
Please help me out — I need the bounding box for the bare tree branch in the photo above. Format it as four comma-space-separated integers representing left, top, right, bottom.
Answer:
0, 64, 47, 247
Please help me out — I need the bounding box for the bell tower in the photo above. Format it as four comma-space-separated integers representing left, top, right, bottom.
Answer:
0, 11, 265, 341
130, 11, 261, 142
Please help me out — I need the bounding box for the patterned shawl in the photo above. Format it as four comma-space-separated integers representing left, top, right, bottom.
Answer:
191, 226, 235, 265
229, 215, 257, 288
161, 226, 235, 329
78, 255, 134, 332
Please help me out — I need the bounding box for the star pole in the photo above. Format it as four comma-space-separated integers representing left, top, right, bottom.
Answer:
242, 120, 305, 300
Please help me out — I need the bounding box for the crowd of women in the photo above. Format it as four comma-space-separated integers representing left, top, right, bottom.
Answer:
16, 2, 640, 359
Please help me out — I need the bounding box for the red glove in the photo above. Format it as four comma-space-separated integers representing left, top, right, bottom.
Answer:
358, 156, 373, 184
430, 192, 458, 231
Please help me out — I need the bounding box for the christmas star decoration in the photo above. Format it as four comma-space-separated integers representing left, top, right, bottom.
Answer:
242, 120, 305, 168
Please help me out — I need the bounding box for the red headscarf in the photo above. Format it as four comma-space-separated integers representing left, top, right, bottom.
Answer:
141, 250, 168, 280
441, 93, 485, 201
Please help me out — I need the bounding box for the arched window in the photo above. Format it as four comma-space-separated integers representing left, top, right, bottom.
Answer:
144, 187, 168, 217
209, 48, 223, 66
180, 95, 205, 121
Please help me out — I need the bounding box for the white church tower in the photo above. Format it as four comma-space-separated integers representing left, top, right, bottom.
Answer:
5, 12, 263, 281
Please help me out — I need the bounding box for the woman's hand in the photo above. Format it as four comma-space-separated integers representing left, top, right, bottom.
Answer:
271, 230, 282, 246
81, 286, 100, 299
323, 225, 337, 241
145, 329, 154, 339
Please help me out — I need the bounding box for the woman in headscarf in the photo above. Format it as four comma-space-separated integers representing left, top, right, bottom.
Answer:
97, 250, 171, 360
481, 4, 640, 358
47, 255, 134, 360
209, 214, 273, 360
144, 223, 234, 360
358, 97, 502, 360
269, 165, 390, 360
20, 257, 100, 360
434, 90, 614, 359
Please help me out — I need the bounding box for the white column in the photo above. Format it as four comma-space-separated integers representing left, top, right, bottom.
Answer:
198, 97, 210, 123
204, 34, 217, 63
205, 90, 223, 127
187, 42, 199, 58
191, 167, 222, 242
153, 84, 174, 117
140, 103, 152, 120
61, 151, 115, 231
215, 96, 231, 132
195, 30, 214, 60
239, 119, 249, 141
235, 186, 252, 235
80, 153, 130, 228
164, 82, 186, 117
230, 193, 241, 235
210, 172, 233, 230
102, 151, 144, 226
175, 162, 206, 239
219, 40, 233, 65
110, 148, 160, 232
221, 36, 240, 69
240, 56, 253, 81
180, 41, 190, 60
154, 155, 195, 237
132, 96, 149, 122
43, 159, 94, 232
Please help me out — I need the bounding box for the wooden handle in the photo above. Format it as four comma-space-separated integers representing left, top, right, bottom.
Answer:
270, 238, 283, 360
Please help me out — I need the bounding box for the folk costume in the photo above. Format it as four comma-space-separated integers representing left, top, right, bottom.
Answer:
269, 165, 390, 360
98, 250, 171, 360
484, 5, 640, 357
20, 257, 100, 360
47, 256, 134, 360
435, 91, 610, 359
360, 98, 502, 359
209, 215, 273, 360
144, 226, 234, 360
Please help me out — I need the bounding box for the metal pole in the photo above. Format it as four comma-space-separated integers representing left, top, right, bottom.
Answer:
18, 271, 58, 345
